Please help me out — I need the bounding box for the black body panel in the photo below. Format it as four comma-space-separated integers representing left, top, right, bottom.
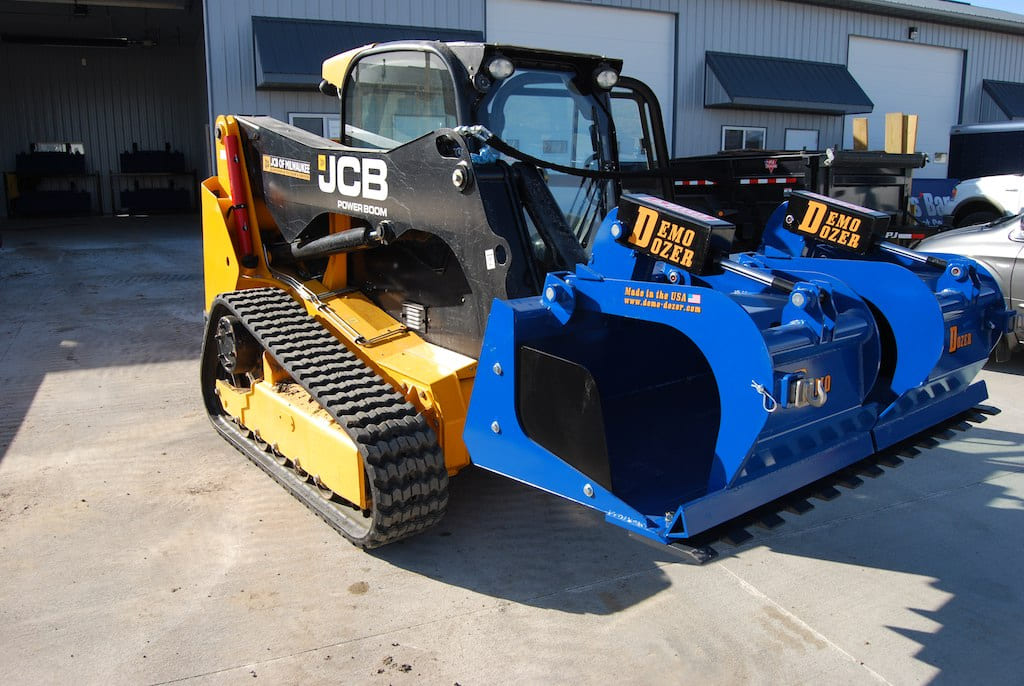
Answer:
236, 116, 545, 358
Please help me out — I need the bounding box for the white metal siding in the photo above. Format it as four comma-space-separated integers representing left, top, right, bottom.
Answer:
846, 37, 963, 178
202, 0, 485, 147
671, 0, 1024, 156
200, 0, 1024, 160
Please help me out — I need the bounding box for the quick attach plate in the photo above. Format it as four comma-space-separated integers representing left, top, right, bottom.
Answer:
617, 193, 733, 276
783, 189, 890, 254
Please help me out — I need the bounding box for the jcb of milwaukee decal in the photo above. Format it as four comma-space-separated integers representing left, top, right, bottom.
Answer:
317, 154, 388, 201
616, 193, 727, 276
783, 190, 889, 255
262, 155, 311, 181
948, 325, 973, 353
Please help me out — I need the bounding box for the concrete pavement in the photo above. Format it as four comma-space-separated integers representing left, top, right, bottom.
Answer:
1, 217, 1021, 685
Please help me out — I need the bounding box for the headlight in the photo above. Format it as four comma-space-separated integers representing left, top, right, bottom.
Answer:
593, 65, 619, 90
486, 56, 515, 80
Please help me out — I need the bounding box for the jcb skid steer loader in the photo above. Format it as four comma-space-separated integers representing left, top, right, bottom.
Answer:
200, 41, 1014, 561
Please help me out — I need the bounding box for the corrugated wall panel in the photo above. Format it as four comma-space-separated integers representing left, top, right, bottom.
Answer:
203, 0, 486, 143
0, 42, 207, 216
201, 0, 1024, 159
672, 0, 1024, 155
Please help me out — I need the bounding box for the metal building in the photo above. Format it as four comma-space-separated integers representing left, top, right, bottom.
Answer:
2, 0, 1024, 217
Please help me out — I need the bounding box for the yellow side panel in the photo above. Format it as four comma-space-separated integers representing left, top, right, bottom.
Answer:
201, 178, 241, 308
310, 289, 477, 473
216, 379, 368, 509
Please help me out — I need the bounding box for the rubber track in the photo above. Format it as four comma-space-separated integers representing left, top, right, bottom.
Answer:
209, 288, 448, 547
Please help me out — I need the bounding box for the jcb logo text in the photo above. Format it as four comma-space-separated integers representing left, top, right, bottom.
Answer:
317, 155, 388, 201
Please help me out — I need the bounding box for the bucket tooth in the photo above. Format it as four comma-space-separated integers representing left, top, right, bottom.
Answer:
721, 527, 754, 546
897, 445, 921, 458
753, 512, 786, 530
965, 412, 988, 424
875, 453, 904, 468
667, 542, 719, 565
835, 473, 864, 489
915, 436, 940, 449
810, 485, 842, 501
934, 428, 957, 440
950, 421, 971, 432
783, 498, 815, 515
976, 405, 1001, 416
855, 463, 885, 478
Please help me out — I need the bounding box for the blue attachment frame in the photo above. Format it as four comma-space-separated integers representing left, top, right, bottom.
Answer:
462, 202, 1005, 546
465, 210, 880, 543
760, 200, 1010, 450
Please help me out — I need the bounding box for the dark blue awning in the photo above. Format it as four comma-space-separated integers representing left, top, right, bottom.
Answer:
983, 79, 1024, 119
705, 51, 873, 115
252, 17, 483, 90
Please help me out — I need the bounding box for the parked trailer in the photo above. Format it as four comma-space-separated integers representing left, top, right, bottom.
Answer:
667, 149, 929, 249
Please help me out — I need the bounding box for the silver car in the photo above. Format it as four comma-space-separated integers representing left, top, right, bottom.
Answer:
918, 214, 1024, 355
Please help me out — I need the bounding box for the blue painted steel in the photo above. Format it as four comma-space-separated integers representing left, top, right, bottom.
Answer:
760, 198, 1009, 451
462, 202, 1007, 546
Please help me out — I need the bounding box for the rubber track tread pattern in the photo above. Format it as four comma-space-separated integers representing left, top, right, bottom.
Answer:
212, 288, 448, 548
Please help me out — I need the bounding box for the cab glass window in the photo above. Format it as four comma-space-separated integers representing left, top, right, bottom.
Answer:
344, 51, 458, 149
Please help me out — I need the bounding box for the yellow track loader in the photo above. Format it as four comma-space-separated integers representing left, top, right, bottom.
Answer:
200, 41, 1010, 562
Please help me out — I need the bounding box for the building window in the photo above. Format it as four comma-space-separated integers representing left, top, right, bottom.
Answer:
785, 128, 819, 151
288, 113, 341, 139
722, 126, 766, 151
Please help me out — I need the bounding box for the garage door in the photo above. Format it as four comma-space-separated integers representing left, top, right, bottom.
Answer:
845, 36, 963, 178
486, 0, 676, 142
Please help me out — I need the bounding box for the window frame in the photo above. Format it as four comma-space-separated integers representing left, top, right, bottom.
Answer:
340, 45, 467, 152
287, 112, 341, 139
721, 125, 767, 151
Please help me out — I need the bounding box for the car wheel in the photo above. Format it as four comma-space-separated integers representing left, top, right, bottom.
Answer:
956, 209, 1000, 227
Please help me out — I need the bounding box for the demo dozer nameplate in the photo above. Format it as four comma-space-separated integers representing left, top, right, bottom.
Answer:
616, 193, 733, 275
783, 189, 890, 254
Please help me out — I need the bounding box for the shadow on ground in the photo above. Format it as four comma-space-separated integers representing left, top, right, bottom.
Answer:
0, 217, 204, 462
374, 465, 678, 614
751, 422, 1024, 684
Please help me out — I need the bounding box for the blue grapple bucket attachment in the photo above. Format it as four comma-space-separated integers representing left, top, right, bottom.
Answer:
464, 193, 1007, 563
759, 190, 1014, 449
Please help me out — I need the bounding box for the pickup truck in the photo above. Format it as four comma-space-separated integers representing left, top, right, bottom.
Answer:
943, 121, 1024, 227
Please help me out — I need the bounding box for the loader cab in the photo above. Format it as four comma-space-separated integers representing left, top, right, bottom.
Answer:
329, 41, 652, 254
